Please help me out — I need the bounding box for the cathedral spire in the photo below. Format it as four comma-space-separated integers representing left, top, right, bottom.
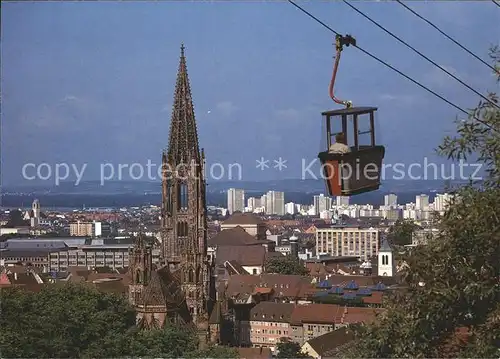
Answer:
167, 44, 200, 164
161, 45, 211, 331
135, 232, 147, 249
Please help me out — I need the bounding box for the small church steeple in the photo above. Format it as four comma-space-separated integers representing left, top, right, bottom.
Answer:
31, 199, 41, 227
377, 238, 394, 277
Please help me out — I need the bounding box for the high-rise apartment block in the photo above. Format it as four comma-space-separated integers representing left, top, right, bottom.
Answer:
265, 191, 285, 216
313, 194, 332, 215
434, 193, 453, 212
415, 194, 429, 211
336, 196, 350, 206
227, 188, 245, 214
384, 194, 397, 207
247, 197, 261, 212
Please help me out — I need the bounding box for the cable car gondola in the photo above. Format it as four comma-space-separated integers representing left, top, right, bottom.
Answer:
318, 34, 385, 197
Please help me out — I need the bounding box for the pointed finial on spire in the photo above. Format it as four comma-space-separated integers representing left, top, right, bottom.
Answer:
180, 43, 185, 57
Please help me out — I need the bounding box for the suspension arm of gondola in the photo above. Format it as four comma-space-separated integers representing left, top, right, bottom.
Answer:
329, 34, 356, 109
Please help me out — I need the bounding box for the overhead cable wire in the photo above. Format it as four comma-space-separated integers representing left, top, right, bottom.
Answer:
287, 0, 498, 132
492, 0, 500, 8
395, 0, 498, 74
342, 0, 499, 109
288, 0, 341, 36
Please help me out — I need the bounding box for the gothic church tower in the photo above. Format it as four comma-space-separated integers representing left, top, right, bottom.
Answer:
161, 45, 210, 329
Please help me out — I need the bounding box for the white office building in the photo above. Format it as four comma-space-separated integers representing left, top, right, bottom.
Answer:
384, 194, 398, 207
285, 202, 296, 215
265, 191, 285, 216
313, 194, 332, 216
227, 188, 245, 214
415, 194, 429, 211
336, 196, 350, 207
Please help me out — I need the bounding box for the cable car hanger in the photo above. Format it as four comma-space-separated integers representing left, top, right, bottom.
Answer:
329, 34, 356, 109
287, 0, 497, 132
319, 32, 385, 197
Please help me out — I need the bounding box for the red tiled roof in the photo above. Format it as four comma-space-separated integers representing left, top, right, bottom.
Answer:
254, 287, 273, 294
208, 226, 262, 246
340, 307, 385, 325
306, 327, 356, 356
290, 303, 342, 325
226, 274, 311, 299
7, 273, 38, 286
216, 246, 266, 267
250, 302, 295, 323
223, 213, 264, 225
362, 291, 384, 305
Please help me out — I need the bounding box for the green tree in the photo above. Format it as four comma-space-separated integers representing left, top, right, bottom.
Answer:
265, 255, 309, 276
0, 283, 225, 358
339, 48, 500, 358
5, 209, 29, 227
313, 294, 367, 307
387, 219, 418, 246
186, 345, 239, 358
128, 325, 197, 358
276, 340, 312, 358
0, 284, 137, 358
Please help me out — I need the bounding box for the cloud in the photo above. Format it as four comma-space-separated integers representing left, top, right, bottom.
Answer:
274, 108, 301, 121
63, 95, 78, 101
19, 95, 102, 132
423, 65, 462, 88
215, 101, 238, 116
379, 94, 417, 105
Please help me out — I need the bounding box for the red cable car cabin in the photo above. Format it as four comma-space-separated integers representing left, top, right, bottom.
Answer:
318, 106, 385, 196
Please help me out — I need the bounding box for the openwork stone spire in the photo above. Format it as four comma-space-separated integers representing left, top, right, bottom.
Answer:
166, 44, 201, 164
161, 45, 212, 337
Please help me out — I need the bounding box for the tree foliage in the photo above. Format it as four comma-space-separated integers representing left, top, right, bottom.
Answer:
187, 345, 239, 358
276, 340, 312, 358
5, 209, 29, 227
265, 255, 309, 276
387, 218, 418, 246
0, 283, 238, 358
313, 294, 367, 307
439, 46, 500, 186
338, 47, 500, 358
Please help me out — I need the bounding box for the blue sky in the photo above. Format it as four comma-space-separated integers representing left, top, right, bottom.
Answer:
2, 1, 499, 185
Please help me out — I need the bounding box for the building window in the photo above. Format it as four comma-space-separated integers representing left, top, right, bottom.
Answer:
178, 183, 188, 210
196, 266, 201, 282
166, 180, 173, 213
177, 222, 188, 237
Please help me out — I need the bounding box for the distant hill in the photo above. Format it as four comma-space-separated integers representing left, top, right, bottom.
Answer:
2, 178, 464, 194
0, 178, 468, 209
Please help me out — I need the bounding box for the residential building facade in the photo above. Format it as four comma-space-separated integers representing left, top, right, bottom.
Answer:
315, 225, 380, 259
